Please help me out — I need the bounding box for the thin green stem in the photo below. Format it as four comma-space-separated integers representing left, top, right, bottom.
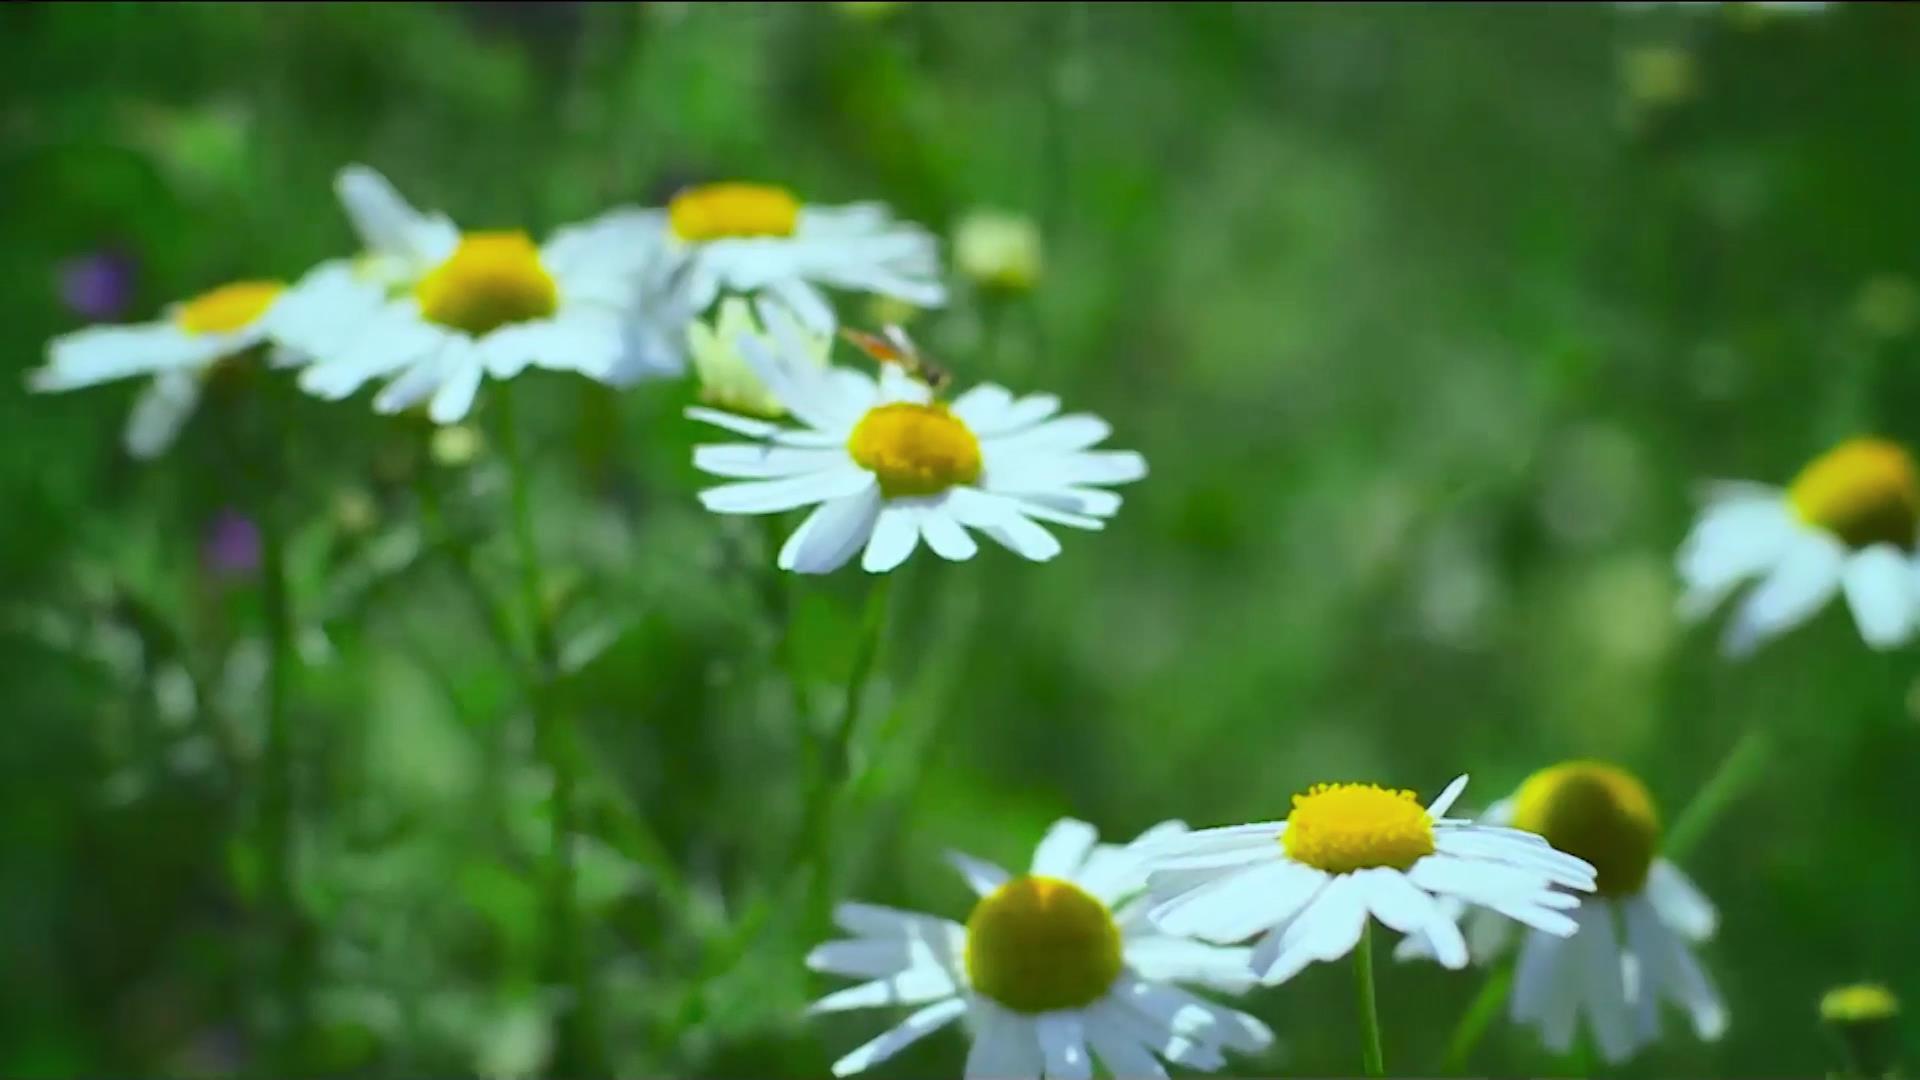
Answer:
1355, 921, 1386, 1077
493, 386, 598, 1078
795, 575, 894, 908
1666, 726, 1773, 862
1441, 963, 1513, 1074
257, 488, 306, 1067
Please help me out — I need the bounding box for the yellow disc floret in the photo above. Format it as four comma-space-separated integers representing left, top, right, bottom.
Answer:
1821, 983, 1900, 1025
1281, 783, 1436, 874
847, 403, 983, 498
1509, 761, 1659, 897
965, 875, 1122, 1014
414, 232, 558, 337
174, 280, 285, 335
1787, 438, 1920, 550
669, 182, 801, 242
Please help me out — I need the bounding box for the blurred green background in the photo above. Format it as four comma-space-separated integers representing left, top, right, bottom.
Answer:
3, 2, 1919, 1077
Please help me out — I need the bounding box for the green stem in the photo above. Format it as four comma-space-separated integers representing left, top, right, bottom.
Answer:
1441, 963, 1513, 1074
257, 490, 306, 1067
1355, 921, 1386, 1077
795, 575, 894, 906
494, 387, 597, 1078
1666, 727, 1773, 862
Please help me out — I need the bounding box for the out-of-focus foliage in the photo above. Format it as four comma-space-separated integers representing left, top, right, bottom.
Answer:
2, 2, 1918, 1077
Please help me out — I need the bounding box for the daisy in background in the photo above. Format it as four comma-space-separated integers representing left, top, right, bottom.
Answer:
611, 181, 944, 378
1396, 762, 1725, 1064
1139, 775, 1596, 987
809, 818, 1274, 1078
29, 268, 362, 458
688, 322, 1145, 574
686, 296, 829, 419
291, 164, 663, 423
1677, 438, 1920, 658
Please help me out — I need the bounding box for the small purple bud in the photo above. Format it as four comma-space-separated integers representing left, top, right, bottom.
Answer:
202, 509, 261, 580
57, 249, 137, 322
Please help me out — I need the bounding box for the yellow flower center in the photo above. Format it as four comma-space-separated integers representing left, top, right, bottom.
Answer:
846, 403, 983, 498
414, 232, 558, 336
174, 280, 284, 335
1509, 761, 1659, 897
1787, 438, 1919, 550
1821, 983, 1901, 1025
1281, 783, 1435, 874
965, 875, 1122, 1014
669, 182, 800, 242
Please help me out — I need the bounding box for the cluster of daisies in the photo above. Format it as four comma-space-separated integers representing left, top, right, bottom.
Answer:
33, 166, 1139, 575
38, 165, 1900, 1078
813, 767, 1724, 1077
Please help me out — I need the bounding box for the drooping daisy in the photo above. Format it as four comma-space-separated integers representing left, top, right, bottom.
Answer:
686, 296, 828, 419
1139, 776, 1597, 987
292, 164, 662, 422
1396, 763, 1725, 1064
1677, 438, 1920, 658
30, 271, 351, 458
687, 326, 1145, 574
809, 818, 1274, 1079
649, 181, 946, 336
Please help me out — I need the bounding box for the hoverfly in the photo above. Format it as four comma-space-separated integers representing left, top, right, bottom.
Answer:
839, 324, 953, 394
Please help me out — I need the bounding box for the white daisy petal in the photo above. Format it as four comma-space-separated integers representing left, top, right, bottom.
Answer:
1624, 894, 1727, 1041
832, 903, 967, 948
807, 938, 950, 980
1120, 936, 1260, 993
1260, 874, 1368, 985
781, 487, 884, 575
1149, 859, 1323, 945
1721, 529, 1846, 658
123, 370, 203, 459
808, 965, 959, 1013
1841, 543, 1916, 648
1031, 818, 1100, 880
946, 851, 1011, 897
965, 1005, 1043, 1080
1675, 493, 1797, 620
427, 353, 485, 423
829, 997, 967, 1078
1513, 928, 1581, 1053
1355, 868, 1465, 969
951, 383, 1016, 430
1573, 902, 1638, 1065
919, 506, 980, 561
700, 466, 875, 515
1036, 1012, 1092, 1080
687, 406, 781, 439
1082, 1004, 1169, 1080
694, 443, 851, 480
862, 505, 922, 573
1427, 774, 1471, 818
1644, 860, 1717, 942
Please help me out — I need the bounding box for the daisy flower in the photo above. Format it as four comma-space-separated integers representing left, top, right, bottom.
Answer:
30, 271, 352, 458
292, 164, 660, 422
687, 296, 828, 419
687, 326, 1146, 574
809, 818, 1274, 1079
1396, 763, 1725, 1064
1677, 438, 1920, 658
1139, 776, 1597, 987
649, 181, 946, 336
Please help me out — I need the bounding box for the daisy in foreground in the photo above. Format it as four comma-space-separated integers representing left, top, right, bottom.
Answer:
1397, 762, 1725, 1064
808, 818, 1274, 1078
29, 270, 360, 457
1678, 438, 1920, 657
688, 325, 1145, 574
645, 181, 946, 335
1140, 776, 1597, 987
293, 164, 661, 422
